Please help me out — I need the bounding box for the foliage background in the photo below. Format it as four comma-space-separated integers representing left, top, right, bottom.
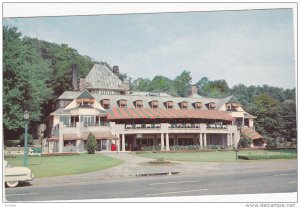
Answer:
3, 26, 296, 143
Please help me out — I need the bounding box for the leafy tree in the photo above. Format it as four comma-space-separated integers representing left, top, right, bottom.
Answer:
196, 78, 230, 98
131, 78, 152, 91
3, 26, 53, 137
174, 70, 192, 97
254, 93, 283, 138
86, 133, 97, 154
279, 99, 297, 141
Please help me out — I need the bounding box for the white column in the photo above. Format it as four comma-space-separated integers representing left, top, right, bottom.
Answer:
58, 134, 63, 153
133, 136, 137, 148
199, 133, 203, 147
161, 133, 165, 151
203, 133, 207, 146
227, 134, 230, 147
166, 133, 170, 151
122, 134, 125, 151
230, 133, 233, 147
116, 134, 120, 152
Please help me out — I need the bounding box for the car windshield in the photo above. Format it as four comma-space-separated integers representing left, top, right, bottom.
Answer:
4, 161, 14, 168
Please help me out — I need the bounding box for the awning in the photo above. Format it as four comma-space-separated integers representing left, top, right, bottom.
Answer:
63, 134, 78, 141
107, 108, 233, 121
241, 127, 263, 140
48, 136, 58, 141
80, 132, 119, 140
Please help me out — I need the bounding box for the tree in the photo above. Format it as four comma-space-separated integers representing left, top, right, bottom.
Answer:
86, 133, 97, 154
254, 93, 283, 138
196, 77, 230, 98
279, 99, 297, 141
131, 78, 151, 91
3, 26, 53, 137
174, 70, 192, 97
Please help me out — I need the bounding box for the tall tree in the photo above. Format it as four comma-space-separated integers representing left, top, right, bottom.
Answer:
196, 77, 230, 98
174, 70, 192, 97
3, 26, 53, 137
254, 93, 283, 138
279, 99, 297, 141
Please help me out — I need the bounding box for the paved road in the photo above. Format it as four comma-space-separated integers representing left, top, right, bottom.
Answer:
23, 152, 298, 186
4, 153, 298, 202
5, 168, 297, 202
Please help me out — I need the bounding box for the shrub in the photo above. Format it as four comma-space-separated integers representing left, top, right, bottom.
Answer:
149, 158, 170, 164
86, 133, 97, 154
238, 137, 252, 148
19, 133, 34, 146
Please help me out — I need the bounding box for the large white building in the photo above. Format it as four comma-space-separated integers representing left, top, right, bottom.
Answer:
44, 63, 263, 153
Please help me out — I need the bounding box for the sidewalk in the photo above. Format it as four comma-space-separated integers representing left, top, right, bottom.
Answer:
31, 152, 297, 187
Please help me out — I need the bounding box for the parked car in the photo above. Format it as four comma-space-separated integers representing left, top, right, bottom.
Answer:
4, 160, 34, 188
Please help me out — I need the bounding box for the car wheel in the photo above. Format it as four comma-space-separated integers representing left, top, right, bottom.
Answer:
6, 181, 19, 188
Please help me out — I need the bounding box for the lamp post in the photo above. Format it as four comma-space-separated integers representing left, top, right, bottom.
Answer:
23, 110, 29, 167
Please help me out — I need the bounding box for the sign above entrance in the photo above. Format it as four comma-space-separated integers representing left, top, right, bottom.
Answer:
137, 134, 142, 138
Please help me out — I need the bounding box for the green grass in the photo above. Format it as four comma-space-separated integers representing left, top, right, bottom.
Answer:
5, 153, 123, 178
238, 149, 297, 160
133, 149, 297, 162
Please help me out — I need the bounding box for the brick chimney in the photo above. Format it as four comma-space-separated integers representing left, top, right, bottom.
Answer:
112, 66, 120, 77
79, 78, 86, 91
122, 80, 130, 95
71, 64, 78, 91
190, 85, 198, 96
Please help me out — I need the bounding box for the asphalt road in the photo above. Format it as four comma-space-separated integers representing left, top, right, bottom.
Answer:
4, 169, 297, 202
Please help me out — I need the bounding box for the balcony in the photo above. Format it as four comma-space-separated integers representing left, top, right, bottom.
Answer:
125, 124, 161, 129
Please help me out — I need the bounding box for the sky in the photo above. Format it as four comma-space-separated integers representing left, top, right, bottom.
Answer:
3, 8, 296, 89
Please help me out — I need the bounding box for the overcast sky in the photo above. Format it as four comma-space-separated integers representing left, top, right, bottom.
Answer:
3, 8, 296, 89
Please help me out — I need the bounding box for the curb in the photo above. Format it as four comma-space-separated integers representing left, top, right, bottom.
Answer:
136, 171, 180, 177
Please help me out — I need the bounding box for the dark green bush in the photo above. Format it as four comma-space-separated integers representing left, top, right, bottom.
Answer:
86, 133, 97, 154
19, 133, 34, 146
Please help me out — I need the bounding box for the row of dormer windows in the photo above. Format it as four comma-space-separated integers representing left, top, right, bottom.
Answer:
99, 99, 214, 110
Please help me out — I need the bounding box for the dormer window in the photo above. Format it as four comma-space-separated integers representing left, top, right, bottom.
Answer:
206, 102, 216, 110
226, 103, 239, 111
118, 99, 127, 108
193, 102, 202, 110
179, 101, 188, 109
164, 101, 173, 109
134, 100, 143, 108
149, 100, 158, 109
101, 99, 110, 109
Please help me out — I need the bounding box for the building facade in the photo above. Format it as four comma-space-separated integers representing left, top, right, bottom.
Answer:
44, 63, 263, 153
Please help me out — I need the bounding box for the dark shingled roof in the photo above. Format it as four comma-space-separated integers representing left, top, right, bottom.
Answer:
84, 63, 122, 90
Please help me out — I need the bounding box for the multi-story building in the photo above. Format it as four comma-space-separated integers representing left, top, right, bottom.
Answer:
44, 63, 263, 153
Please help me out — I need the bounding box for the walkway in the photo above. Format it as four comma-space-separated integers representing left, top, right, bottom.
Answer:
31, 152, 297, 187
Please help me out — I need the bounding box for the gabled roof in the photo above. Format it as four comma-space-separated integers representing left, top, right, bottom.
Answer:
84, 63, 122, 90
77, 90, 94, 99
241, 127, 263, 140
216, 95, 240, 109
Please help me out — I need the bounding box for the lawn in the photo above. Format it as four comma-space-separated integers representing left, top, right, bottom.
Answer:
5, 153, 123, 178
133, 149, 297, 162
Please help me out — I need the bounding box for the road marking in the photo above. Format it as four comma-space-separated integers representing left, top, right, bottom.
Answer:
274, 173, 295, 177
288, 181, 297, 184
6, 192, 38, 197
145, 189, 208, 196
149, 181, 201, 186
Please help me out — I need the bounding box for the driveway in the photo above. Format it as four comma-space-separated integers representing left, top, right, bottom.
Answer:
31, 152, 297, 187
